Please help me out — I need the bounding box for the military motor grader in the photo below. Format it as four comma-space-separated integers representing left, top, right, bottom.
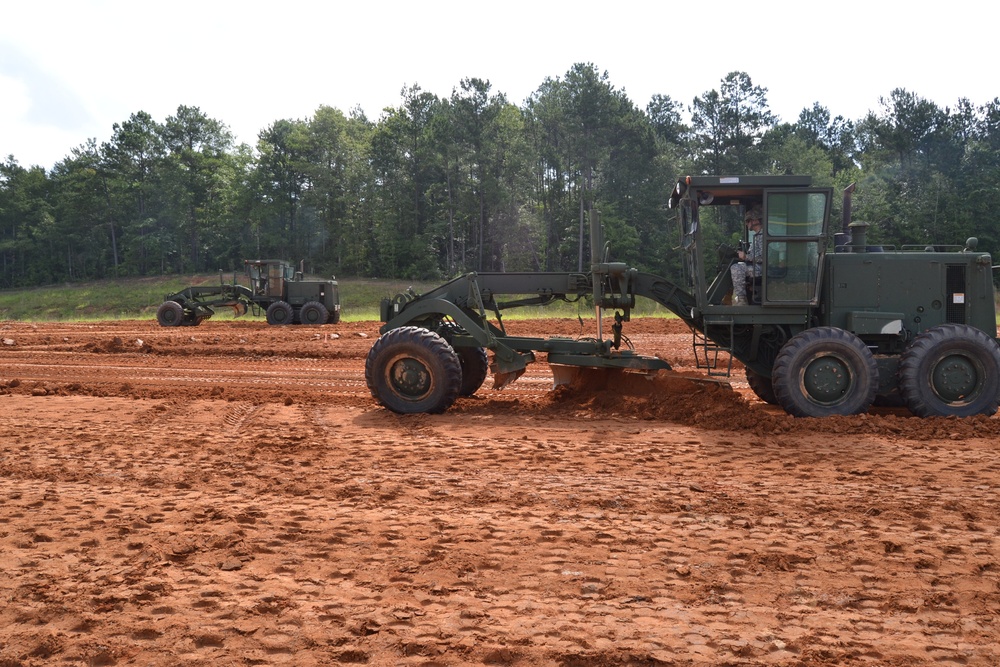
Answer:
366, 175, 1000, 418
156, 259, 340, 326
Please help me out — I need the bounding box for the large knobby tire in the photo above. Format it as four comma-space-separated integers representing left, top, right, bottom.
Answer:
266, 300, 294, 325
772, 327, 878, 417
898, 323, 1000, 417
299, 301, 329, 325
745, 367, 778, 405
328, 307, 341, 324
455, 346, 489, 397
156, 301, 184, 327
365, 327, 462, 414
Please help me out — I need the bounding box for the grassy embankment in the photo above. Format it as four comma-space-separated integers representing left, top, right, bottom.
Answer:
0, 273, 677, 323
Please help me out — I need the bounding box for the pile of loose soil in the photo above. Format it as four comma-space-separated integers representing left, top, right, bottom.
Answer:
534, 365, 1000, 442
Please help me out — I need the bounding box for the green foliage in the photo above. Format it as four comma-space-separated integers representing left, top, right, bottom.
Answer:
0, 275, 684, 323
691, 72, 775, 174
0, 275, 427, 322
0, 275, 194, 321
3, 68, 1000, 291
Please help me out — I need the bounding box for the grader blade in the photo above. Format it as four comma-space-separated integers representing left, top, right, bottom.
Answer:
552, 361, 733, 396
687, 376, 734, 390
548, 352, 672, 390
550, 364, 645, 390
550, 363, 590, 389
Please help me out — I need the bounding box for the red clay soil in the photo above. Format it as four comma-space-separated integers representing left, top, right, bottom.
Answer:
1, 317, 998, 666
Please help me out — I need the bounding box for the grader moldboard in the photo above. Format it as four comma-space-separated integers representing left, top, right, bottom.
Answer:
156, 259, 340, 327
366, 174, 1000, 418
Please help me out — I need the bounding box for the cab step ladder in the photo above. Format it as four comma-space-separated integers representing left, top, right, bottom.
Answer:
693, 315, 734, 377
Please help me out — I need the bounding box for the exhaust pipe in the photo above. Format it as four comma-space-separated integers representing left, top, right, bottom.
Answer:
836, 183, 856, 249
849, 221, 869, 253
589, 208, 605, 341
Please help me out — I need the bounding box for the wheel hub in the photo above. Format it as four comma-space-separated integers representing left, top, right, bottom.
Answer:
802, 355, 850, 404
388, 357, 432, 400
931, 354, 978, 402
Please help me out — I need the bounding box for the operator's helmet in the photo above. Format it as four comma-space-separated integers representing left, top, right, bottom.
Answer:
745, 206, 763, 223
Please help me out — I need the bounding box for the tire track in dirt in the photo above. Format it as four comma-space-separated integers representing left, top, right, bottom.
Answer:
1, 319, 1000, 665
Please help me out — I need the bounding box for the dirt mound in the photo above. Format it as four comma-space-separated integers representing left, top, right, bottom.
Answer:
535, 366, 1000, 442
84, 336, 154, 354
545, 368, 754, 426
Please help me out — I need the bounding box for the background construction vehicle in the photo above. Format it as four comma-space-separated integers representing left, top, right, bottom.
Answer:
366, 174, 1000, 418
156, 259, 340, 327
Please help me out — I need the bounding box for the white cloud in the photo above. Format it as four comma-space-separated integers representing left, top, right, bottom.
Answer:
0, 74, 31, 121
1, 0, 996, 170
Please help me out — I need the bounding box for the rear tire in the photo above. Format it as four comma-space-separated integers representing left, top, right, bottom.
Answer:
772, 327, 878, 417
266, 300, 294, 325
745, 367, 778, 405
365, 327, 462, 414
299, 301, 329, 325
899, 323, 1000, 417
156, 301, 184, 327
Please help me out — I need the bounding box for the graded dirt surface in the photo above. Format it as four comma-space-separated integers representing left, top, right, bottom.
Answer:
1, 317, 999, 666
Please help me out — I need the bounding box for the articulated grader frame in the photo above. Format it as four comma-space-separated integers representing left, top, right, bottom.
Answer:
156, 279, 256, 326
366, 210, 699, 414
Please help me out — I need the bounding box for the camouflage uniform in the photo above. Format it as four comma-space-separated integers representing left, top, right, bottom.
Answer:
731, 207, 763, 304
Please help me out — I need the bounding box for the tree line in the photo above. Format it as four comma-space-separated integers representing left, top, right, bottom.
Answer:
2, 64, 999, 290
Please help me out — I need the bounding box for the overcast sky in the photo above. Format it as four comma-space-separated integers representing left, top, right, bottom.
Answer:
2, 0, 995, 171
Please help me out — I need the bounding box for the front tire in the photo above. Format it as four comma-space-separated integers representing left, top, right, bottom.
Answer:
266, 300, 294, 325
365, 327, 462, 414
456, 346, 489, 396
772, 327, 878, 417
157, 301, 184, 327
899, 323, 1000, 417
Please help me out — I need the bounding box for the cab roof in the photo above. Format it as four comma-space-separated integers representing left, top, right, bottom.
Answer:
670, 175, 814, 208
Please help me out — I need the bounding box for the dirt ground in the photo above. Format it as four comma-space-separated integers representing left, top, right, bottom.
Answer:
1, 316, 999, 666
